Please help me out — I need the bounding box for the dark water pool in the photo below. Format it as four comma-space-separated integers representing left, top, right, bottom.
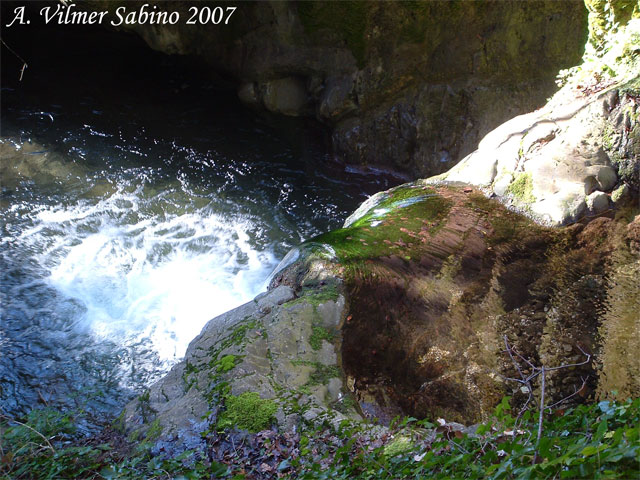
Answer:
0, 26, 400, 422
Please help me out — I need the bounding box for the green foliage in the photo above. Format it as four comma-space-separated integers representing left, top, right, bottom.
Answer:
216, 392, 278, 433
2, 398, 638, 479
557, 10, 640, 90
291, 397, 640, 479
0, 407, 219, 479
309, 325, 334, 350
0, 409, 102, 479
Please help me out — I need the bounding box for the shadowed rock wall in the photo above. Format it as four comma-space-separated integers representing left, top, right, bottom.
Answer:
89, 0, 587, 177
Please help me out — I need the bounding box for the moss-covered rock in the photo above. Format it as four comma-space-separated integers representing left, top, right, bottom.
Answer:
124, 184, 638, 441
303, 184, 639, 424
216, 392, 278, 432
124, 269, 358, 443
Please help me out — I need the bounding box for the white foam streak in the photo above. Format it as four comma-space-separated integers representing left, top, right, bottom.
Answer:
24, 189, 276, 367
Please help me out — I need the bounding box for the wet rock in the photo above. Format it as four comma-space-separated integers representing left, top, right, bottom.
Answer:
318, 75, 357, 122
261, 77, 310, 117
124, 272, 359, 441
586, 191, 610, 213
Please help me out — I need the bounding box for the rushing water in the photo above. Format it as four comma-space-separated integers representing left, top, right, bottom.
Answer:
0, 29, 399, 421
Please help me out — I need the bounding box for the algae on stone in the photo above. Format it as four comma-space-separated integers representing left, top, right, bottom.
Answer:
216, 392, 278, 432
507, 172, 536, 204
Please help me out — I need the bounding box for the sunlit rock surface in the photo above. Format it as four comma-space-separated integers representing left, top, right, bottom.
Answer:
124, 263, 359, 441
431, 78, 639, 226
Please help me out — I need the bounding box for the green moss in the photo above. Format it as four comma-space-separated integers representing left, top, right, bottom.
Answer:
292, 360, 341, 385
285, 283, 340, 309
312, 185, 451, 264
216, 354, 240, 373
309, 365, 341, 386
507, 172, 536, 204
145, 419, 163, 442
398, 0, 464, 44
182, 360, 199, 391
137, 389, 155, 423
217, 392, 278, 433
466, 192, 532, 245
111, 409, 126, 434
383, 435, 413, 457
226, 318, 258, 348
297, 1, 368, 67
309, 325, 334, 350
603, 122, 617, 150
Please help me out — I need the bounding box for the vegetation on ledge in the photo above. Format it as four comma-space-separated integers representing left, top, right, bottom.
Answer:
1, 397, 638, 479
216, 392, 278, 433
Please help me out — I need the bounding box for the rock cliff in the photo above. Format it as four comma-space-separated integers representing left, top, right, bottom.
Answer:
91, 0, 587, 177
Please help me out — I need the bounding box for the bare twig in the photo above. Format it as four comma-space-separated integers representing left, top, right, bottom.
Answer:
0, 414, 55, 453
546, 376, 589, 411
500, 338, 592, 465
544, 345, 591, 372
504, 336, 527, 384
0, 38, 28, 81
533, 366, 545, 464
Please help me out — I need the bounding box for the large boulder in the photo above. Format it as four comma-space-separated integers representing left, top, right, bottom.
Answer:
124, 184, 639, 441
430, 73, 639, 225
311, 184, 640, 423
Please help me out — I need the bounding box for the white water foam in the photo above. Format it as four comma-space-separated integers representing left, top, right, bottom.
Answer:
17, 187, 277, 369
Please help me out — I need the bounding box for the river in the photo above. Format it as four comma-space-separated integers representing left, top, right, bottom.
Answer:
0, 28, 399, 424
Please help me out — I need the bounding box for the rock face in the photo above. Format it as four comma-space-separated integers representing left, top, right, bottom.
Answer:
431, 76, 639, 225
429, 11, 639, 226
125, 183, 639, 441
313, 184, 640, 423
124, 261, 359, 441
91, 0, 586, 177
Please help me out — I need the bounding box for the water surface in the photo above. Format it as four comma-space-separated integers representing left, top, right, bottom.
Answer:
0, 28, 399, 421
